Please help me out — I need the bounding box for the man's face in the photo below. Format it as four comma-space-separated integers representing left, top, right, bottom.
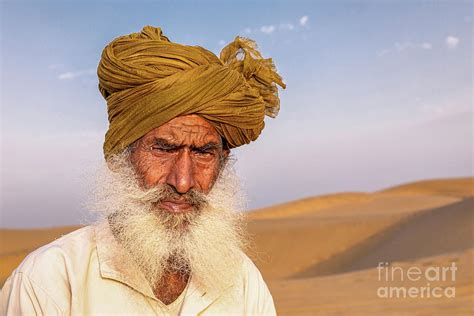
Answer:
92, 117, 244, 291
129, 114, 228, 214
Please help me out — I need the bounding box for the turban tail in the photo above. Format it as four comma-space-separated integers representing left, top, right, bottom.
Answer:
98, 26, 286, 159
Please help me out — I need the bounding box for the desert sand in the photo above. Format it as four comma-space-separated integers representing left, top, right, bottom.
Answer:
1, 177, 473, 315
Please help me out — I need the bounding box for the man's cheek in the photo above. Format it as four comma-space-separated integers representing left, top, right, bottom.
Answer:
196, 167, 221, 192
135, 156, 167, 185
140, 164, 166, 188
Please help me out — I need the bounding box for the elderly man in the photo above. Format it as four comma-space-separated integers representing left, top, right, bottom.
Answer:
1, 26, 285, 315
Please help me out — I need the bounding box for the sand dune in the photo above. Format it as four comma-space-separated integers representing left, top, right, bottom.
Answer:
247, 192, 371, 220
269, 249, 473, 315
246, 177, 473, 315
293, 197, 474, 278
379, 177, 474, 197
1, 177, 473, 315
247, 177, 471, 221
246, 193, 461, 279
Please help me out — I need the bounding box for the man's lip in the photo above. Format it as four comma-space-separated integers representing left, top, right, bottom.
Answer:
159, 200, 193, 214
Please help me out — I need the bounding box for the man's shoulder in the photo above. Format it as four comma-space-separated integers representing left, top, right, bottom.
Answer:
239, 251, 268, 285
1, 226, 98, 314
240, 251, 262, 272
14, 225, 97, 278
238, 252, 277, 314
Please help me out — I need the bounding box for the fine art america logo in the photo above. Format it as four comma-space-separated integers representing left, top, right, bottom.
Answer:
377, 262, 457, 299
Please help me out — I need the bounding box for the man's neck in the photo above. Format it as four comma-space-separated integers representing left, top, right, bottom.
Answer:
154, 270, 190, 305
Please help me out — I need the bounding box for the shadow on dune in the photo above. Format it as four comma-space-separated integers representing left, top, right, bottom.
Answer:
292, 197, 474, 279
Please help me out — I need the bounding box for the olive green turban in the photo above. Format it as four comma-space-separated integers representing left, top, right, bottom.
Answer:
98, 25, 285, 159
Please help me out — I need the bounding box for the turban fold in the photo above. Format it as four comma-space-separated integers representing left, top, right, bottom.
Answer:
98, 26, 285, 159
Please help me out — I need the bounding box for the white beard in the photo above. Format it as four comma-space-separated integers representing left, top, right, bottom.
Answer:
88, 151, 247, 295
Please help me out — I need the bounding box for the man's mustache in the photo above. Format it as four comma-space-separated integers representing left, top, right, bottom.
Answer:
127, 183, 208, 209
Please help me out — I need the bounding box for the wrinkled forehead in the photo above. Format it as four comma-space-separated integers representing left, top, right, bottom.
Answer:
139, 114, 222, 147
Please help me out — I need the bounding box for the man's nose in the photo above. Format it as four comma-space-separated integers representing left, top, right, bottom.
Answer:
166, 150, 196, 194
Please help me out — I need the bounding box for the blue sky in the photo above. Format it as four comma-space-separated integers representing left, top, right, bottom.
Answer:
1, 1, 472, 227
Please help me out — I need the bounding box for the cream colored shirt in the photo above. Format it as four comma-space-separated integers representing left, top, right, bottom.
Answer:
1, 222, 276, 315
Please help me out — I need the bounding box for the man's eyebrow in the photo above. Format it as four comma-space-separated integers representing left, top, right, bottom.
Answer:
150, 138, 220, 151
191, 142, 221, 151
151, 138, 180, 148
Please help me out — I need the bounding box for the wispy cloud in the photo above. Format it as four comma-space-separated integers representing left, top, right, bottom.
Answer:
243, 15, 309, 36
396, 41, 432, 51
445, 36, 460, 49
395, 41, 415, 52
299, 16, 309, 26
260, 25, 276, 34
420, 42, 432, 49
379, 35, 464, 57
378, 41, 433, 57
376, 49, 391, 57
57, 69, 95, 80
279, 23, 294, 31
